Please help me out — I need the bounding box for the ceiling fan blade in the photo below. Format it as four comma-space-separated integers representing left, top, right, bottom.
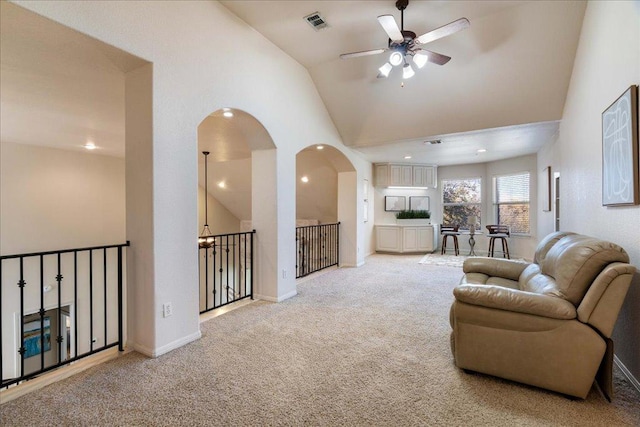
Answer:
414, 49, 451, 65
377, 15, 404, 42
416, 18, 470, 45
340, 48, 387, 59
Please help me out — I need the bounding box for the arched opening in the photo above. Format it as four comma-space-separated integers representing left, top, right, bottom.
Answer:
295, 144, 358, 277
0, 1, 155, 381
197, 109, 276, 313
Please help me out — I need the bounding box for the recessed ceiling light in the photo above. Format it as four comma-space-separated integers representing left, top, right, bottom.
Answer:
316, 145, 324, 150
301, 176, 309, 183
477, 148, 487, 153
222, 108, 233, 118
84, 142, 97, 150
404, 155, 412, 159
217, 181, 226, 188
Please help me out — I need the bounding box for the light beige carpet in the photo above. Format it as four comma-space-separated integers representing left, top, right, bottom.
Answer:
1, 254, 639, 426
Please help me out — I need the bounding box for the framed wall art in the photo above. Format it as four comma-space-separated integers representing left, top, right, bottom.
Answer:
385, 196, 406, 212
602, 85, 639, 206
409, 196, 430, 211
542, 166, 551, 212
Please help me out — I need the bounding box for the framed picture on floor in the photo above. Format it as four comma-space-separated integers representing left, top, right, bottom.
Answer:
602, 85, 639, 206
23, 317, 51, 358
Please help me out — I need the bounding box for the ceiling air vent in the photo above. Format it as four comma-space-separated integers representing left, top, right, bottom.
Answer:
304, 12, 328, 31
425, 140, 442, 145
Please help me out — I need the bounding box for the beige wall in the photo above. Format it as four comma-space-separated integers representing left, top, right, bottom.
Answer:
12, 0, 372, 356
0, 142, 125, 377
197, 186, 240, 235
296, 151, 338, 224
0, 142, 126, 255
541, 1, 639, 382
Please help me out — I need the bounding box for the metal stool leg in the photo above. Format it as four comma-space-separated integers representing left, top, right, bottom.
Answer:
502, 238, 510, 259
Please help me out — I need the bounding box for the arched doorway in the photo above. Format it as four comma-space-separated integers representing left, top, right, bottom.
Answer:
197, 108, 276, 313
295, 144, 358, 276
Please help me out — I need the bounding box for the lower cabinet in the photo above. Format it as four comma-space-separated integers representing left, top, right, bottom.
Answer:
375, 225, 438, 253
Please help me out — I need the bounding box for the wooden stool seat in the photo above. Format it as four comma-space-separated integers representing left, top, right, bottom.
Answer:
486, 225, 511, 259
441, 225, 461, 256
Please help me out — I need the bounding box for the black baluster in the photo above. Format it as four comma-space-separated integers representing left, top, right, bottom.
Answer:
117, 246, 124, 351
57, 253, 63, 363
103, 248, 107, 348
89, 250, 94, 352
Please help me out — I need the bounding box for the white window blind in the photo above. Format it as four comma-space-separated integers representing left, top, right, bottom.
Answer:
494, 172, 530, 234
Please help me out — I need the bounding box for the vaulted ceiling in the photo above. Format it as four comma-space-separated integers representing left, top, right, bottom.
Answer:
1, 1, 586, 166
222, 0, 586, 165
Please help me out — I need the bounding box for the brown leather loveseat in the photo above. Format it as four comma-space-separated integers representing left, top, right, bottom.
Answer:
449, 231, 636, 399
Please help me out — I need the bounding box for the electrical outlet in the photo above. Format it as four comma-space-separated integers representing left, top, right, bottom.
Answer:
163, 302, 173, 318
282, 269, 287, 279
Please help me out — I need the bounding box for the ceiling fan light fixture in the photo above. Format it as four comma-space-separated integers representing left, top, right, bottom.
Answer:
402, 63, 415, 79
378, 62, 392, 78
389, 51, 403, 66
413, 52, 429, 69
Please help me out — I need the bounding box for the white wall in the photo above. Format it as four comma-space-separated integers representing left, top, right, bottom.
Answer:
536, 130, 561, 239
12, 0, 372, 356
0, 142, 126, 254
542, 0, 640, 381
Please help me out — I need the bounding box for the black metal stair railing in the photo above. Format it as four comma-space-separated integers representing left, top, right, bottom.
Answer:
199, 230, 255, 314
296, 222, 340, 279
1, 242, 129, 388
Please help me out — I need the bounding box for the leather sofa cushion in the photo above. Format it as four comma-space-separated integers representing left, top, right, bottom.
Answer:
519, 264, 563, 297
454, 285, 577, 319
533, 231, 576, 265
540, 235, 629, 306
463, 257, 528, 281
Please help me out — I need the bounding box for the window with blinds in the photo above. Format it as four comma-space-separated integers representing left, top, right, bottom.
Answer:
442, 178, 482, 229
494, 172, 530, 234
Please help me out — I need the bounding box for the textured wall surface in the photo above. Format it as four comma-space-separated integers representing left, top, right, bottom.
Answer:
557, 1, 640, 381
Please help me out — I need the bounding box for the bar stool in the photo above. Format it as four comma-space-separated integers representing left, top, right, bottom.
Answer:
486, 225, 511, 259
441, 225, 461, 256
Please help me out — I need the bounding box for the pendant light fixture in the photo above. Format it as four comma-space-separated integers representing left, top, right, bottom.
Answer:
198, 151, 215, 248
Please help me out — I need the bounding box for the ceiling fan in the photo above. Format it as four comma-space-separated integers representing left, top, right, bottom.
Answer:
340, 0, 470, 79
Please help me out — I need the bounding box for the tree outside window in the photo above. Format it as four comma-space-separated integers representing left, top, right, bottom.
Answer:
442, 178, 482, 229
494, 172, 530, 234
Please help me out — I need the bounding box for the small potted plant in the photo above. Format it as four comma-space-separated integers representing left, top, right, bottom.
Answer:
395, 209, 431, 225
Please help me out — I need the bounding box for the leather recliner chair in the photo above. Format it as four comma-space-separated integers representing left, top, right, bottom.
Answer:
449, 231, 636, 399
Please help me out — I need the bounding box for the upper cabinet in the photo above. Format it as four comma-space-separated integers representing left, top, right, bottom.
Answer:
375, 163, 437, 188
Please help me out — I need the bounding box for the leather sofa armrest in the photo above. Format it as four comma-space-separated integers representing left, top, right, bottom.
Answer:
462, 257, 529, 281
454, 284, 577, 319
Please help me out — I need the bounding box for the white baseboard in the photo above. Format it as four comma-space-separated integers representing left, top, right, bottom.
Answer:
135, 330, 202, 358
614, 355, 640, 394
255, 289, 297, 303
340, 262, 360, 268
